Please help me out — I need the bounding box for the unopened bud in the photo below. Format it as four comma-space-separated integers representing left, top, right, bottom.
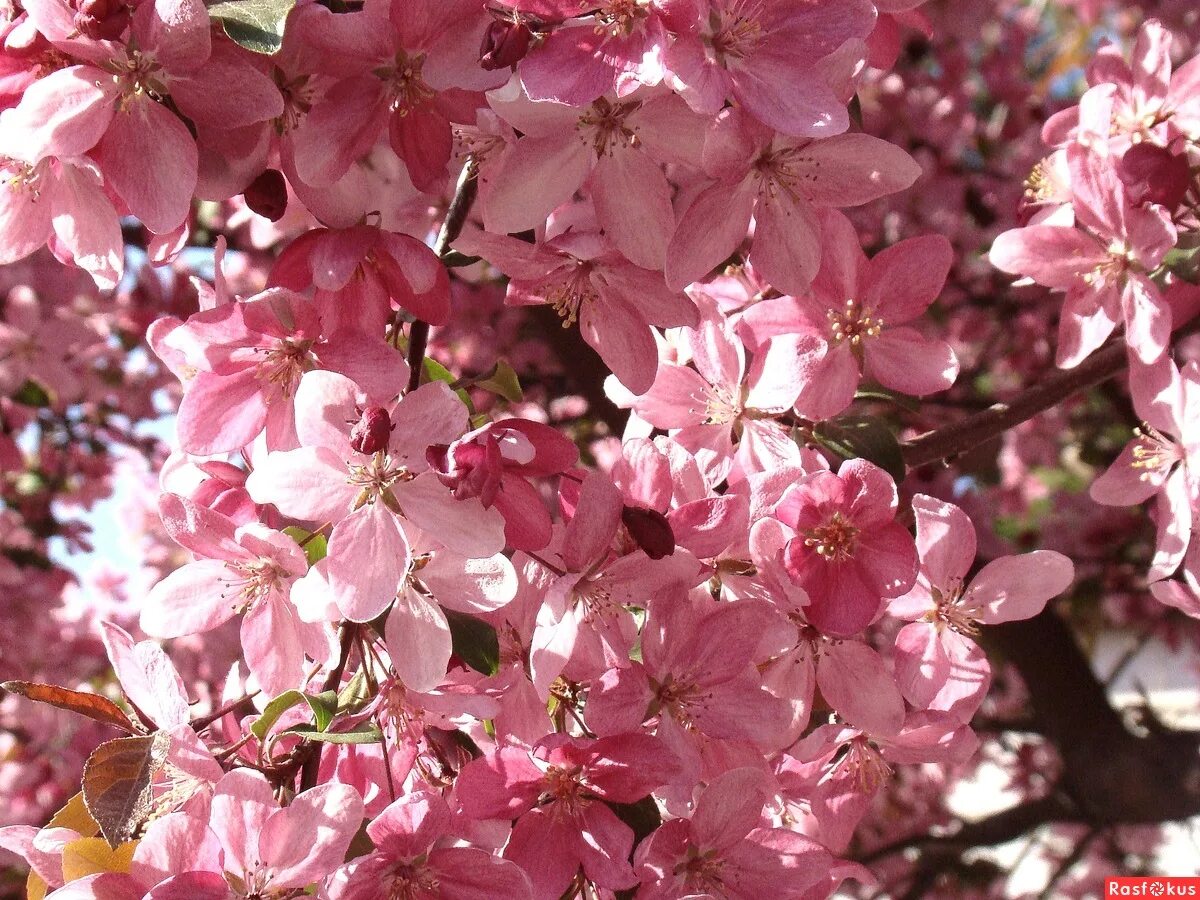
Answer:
349, 406, 392, 455
71, 0, 129, 40
479, 19, 533, 70
622, 505, 675, 560
243, 169, 288, 222
1118, 143, 1191, 210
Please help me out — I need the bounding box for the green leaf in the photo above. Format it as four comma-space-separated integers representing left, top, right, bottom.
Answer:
13, 379, 50, 407
444, 608, 500, 676
853, 383, 920, 412
811, 416, 906, 482
476, 359, 523, 403
207, 0, 296, 54
251, 689, 338, 740
422, 357, 472, 408
289, 726, 383, 744
337, 668, 374, 714
283, 526, 328, 566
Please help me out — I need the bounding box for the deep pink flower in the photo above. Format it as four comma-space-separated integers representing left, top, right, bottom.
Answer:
774, 460, 918, 636
456, 733, 680, 900
290, 0, 504, 191
454, 225, 698, 394
269, 224, 453, 333
427, 418, 579, 552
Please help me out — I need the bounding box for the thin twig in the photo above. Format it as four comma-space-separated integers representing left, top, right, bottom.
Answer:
406, 159, 479, 394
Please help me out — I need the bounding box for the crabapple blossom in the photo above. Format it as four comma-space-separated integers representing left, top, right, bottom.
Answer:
4, 6, 1200, 900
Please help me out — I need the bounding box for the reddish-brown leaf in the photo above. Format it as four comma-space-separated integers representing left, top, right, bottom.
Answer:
1, 681, 136, 734
82, 731, 171, 847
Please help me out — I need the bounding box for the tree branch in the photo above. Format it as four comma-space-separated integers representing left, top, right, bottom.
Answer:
902, 319, 1200, 469
407, 159, 479, 394
901, 338, 1130, 468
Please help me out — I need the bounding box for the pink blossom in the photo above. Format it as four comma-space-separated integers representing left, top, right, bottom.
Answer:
634, 768, 833, 899
290, 0, 504, 191
889, 494, 1074, 722
269, 224, 453, 333
456, 733, 680, 900
329, 791, 532, 900
427, 418, 579, 552
153, 287, 409, 455
140, 493, 326, 696
613, 299, 825, 483
990, 145, 1176, 366
662, 0, 876, 136
667, 109, 921, 293
773, 460, 918, 637
454, 225, 698, 394
483, 89, 706, 269
1090, 355, 1200, 579
740, 209, 958, 420
246, 370, 505, 623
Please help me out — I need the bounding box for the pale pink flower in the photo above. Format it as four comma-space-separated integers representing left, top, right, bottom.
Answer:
663, 0, 876, 136
153, 287, 409, 455
454, 225, 698, 395
140, 493, 326, 696
483, 88, 706, 270
990, 145, 1176, 367
1091, 355, 1200, 579
667, 109, 921, 293
740, 209, 958, 421
328, 791, 532, 900
634, 768, 833, 899
246, 371, 505, 623
889, 495, 1074, 722
613, 299, 824, 483
0, 154, 121, 287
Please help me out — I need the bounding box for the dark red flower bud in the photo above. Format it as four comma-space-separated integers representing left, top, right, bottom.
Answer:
1118, 143, 1191, 210
71, 0, 129, 40
349, 406, 392, 455
428, 435, 504, 506
479, 19, 533, 70
621, 505, 675, 560
243, 169, 288, 222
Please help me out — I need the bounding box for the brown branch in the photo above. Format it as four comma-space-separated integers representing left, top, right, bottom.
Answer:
901, 338, 1130, 468
407, 159, 479, 394
902, 318, 1200, 469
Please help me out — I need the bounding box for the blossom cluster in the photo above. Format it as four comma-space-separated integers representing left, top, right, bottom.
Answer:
1, 1, 1198, 898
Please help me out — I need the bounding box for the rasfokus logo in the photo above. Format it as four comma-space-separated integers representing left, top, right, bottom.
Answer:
1106, 878, 1200, 896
